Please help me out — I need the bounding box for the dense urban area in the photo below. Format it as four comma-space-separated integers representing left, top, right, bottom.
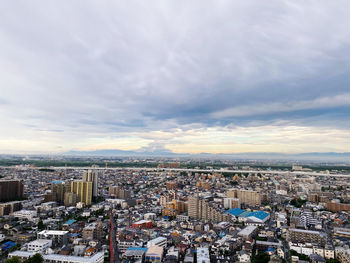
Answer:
1, 157, 350, 263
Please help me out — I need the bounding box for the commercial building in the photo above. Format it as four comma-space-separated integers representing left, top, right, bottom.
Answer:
71, 181, 92, 206
238, 225, 258, 239
8, 251, 104, 263
0, 180, 24, 202
145, 246, 163, 262
123, 247, 148, 261
225, 208, 270, 223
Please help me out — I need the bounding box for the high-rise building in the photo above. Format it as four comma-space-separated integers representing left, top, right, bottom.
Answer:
51, 181, 70, 205
188, 196, 230, 222
0, 180, 24, 202
83, 169, 99, 197
71, 181, 92, 206
64, 192, 77, 207
223, 198, 240, 209
108, 186, 131, 200
226, 189, 267, 207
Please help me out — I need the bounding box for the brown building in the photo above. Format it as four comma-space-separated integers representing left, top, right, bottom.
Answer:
196, 181, 211, 190
166, 181, 177, 190
326, 202, 350, 212
288, 228, 326, 246
0, 180, 24, 202
108, 186, 131, 200
0, 201, 22, 216
227, 189, 267, 207
162, 200, 186, 216
308, 193, 320, 203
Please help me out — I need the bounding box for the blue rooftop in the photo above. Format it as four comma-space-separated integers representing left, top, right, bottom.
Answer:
65, 219, 77, 225
226, 208, 244, 216
239, 211, 253, 217
2, 241, 16, 250
52, 180, 64, 184
247, 211, 269, 220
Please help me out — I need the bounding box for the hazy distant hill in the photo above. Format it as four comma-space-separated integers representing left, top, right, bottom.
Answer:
64, 149, 350, 161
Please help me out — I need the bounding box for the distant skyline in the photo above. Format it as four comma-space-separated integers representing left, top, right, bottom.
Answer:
1, 1, 350, 154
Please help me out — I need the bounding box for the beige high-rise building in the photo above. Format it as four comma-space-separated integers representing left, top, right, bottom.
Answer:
223, 198, 240, 209
71, 181, 92, 206
83, 169, 99, 197
188, 196, 230, 222
64, 192, 77, 207
227, 189, 267, 207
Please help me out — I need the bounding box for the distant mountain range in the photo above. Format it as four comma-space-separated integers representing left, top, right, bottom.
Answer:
64, 149, 350, 161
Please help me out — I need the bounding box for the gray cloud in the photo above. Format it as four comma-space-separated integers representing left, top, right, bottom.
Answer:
1, 0, 350, 152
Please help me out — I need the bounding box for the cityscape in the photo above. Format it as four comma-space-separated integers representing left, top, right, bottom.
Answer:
0, 158, 350, 263
1, 1, 350, 263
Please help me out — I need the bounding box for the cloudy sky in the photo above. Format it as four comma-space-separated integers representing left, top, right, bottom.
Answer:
1, 0, 350, 154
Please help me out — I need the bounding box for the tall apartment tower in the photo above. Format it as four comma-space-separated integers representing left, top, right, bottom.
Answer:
71, 181, 92, 206
83, 169, 99, 197
0, 180, 24, 202
51, 181, 70, 205
188, 196, 199, 219
188, 196, 230, 222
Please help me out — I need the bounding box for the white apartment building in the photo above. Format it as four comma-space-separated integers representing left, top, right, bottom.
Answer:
147, 237, 167, 248
27, 239, 52, 252
12, 210, 37, 221
37, 230, 69, 246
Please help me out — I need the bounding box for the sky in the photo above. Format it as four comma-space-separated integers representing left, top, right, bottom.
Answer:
1, 0, 350, 154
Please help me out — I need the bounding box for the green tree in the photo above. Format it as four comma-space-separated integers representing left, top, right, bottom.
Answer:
252, 252, 270, 263
25, 253, 44, 263
37, 220, 45, 231
6, 257, 20, 263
